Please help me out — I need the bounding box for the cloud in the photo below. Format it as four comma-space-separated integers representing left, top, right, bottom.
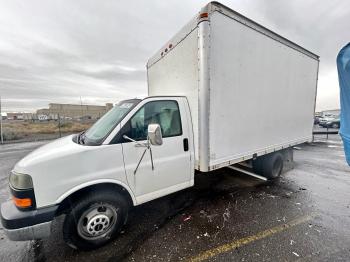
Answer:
0, 0, 348, 112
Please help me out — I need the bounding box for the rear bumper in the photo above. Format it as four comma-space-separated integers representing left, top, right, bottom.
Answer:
0, 200, 58, 241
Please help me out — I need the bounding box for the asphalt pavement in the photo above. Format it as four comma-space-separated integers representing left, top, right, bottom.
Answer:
0, 135, 349, 261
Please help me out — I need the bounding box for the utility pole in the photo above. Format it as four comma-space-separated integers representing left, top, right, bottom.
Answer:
58, 113, 61, 138
80, 96, 83, 119
0, 96, 3, 144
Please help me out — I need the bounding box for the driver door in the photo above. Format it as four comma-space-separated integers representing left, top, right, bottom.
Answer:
118, 98, 193, 204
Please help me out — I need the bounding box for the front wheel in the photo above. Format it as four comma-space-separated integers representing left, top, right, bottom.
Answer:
63, 190, 128, 250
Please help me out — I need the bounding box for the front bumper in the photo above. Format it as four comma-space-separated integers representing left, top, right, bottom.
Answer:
0, 200, 58, 241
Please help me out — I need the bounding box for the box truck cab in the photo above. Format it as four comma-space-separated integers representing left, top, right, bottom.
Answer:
0, 2, 319, 250
1, 97, 196, 249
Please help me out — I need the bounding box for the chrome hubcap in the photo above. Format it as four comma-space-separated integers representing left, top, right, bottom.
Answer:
87, 214, 110, 235
77, 204, 118, 240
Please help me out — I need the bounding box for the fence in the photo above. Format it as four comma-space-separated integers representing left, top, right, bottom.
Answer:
312, 125, 339, 141
0, 117, 95, 144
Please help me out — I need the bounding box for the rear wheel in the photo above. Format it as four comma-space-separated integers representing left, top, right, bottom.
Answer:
332, 123, 339, 129
63, 190, 128, 250
253, 152, 284, 179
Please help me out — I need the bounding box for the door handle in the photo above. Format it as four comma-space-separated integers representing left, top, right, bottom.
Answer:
183, 138, 189, 151
135, 143, 148, 148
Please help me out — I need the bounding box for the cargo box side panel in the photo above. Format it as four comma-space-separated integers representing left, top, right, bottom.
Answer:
208, 11, 318, 169
147, 29, 200, 164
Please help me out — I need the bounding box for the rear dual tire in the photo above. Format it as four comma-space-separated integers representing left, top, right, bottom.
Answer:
253, 152, 284, 179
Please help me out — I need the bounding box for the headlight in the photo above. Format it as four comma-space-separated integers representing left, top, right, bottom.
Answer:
9, 171, 33, 190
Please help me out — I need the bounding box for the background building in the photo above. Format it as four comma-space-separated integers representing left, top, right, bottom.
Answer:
1, 112, 33, 121
6, 112, 24, 120
36, 103, 113, 120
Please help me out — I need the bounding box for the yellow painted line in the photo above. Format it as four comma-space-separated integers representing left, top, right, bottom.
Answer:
187, 215, 313, 262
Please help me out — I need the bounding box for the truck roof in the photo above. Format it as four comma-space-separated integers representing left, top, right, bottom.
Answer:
147, 1, 319, 68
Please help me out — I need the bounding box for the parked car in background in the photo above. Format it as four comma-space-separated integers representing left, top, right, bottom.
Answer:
314, 116, 320, 125
38, 115, 48, 121
319, 117, 340, 128
319, 116, 334, 126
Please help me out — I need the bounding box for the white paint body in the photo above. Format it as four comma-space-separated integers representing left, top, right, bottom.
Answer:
15, 97, 194, 208
13, 2, 318, 209
148, 2, 319, 171
15, 134, 132, 207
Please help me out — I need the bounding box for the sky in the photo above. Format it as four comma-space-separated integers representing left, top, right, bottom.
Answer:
0, 0, 349, 113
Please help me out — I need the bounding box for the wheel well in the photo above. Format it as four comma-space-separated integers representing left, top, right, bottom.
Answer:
56, 183, 134, 216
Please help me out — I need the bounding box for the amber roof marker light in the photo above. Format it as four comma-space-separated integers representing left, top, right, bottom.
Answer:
199, 12, 209, 19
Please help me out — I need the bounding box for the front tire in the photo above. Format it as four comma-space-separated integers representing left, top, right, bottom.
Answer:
63, 190, 128, 250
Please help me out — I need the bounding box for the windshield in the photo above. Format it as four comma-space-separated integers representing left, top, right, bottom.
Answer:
82, 99, 140, 145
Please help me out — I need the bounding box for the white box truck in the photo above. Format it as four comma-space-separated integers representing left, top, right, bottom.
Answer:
0, 2, 319, 250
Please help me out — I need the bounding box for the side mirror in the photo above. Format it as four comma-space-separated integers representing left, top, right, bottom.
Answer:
148, 124, 163, 146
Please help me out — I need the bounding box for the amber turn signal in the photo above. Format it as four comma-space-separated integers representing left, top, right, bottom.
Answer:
13, 196, 32, 208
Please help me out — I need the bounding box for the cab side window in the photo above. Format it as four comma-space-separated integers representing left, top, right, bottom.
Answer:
129, 107, 146, 140
118, 100, 182, 142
